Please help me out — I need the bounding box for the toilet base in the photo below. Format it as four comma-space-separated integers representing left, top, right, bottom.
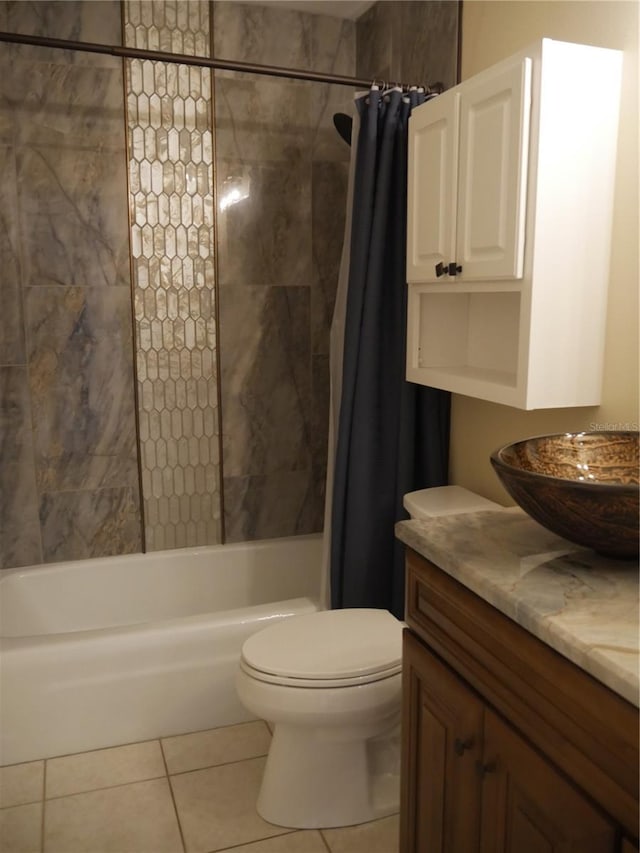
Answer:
257, 721, 400, 829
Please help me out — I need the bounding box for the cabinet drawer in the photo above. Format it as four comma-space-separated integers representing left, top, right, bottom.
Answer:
405, 548, 639, 837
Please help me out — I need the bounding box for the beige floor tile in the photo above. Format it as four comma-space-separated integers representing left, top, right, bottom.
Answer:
170, 756, 286, 852
162, 721, 271, 774
321, 813, 400, 853
43, 777, 183, 853
0, 802, 42, 853
0, 761, 44, 808
46, 739, 165, 799
218, 830, 328, 852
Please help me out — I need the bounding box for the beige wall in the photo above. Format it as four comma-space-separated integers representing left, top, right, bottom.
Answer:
451, 0, 639, 503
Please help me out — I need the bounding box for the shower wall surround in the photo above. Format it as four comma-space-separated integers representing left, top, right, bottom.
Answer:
0, 0, 460, 568
212, 1, 355, 541
123, 0, 222, 550
0, 1, 142, 569
356, 0, 460, 88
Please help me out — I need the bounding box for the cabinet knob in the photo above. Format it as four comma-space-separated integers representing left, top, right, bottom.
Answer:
454, 737, 474, 755
448, 262, 463, 276
477, 759, 498, 777
435, 261, 447, 277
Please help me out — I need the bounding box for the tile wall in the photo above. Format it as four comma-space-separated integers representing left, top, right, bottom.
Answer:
356, 0, 460, 89
0, 0, 460, 569
0, 0, 142, 568
123, 0, 223, 550
212, 1, 355, 541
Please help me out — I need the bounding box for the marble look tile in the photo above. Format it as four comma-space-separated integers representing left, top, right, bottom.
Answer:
392, 1, 459, 90
322, 814, 400, 853
0, 801, 42, 853
223, 469, 323, 542
213, 1, 353, 74
17, 146, 130, 289
213, 2, 314, 70
355, 2, 392, 82
0, 146, 25, 365
311, 355, 329, 473
39, 486, 142, 563
26, 287, 137, 492
0, 762, 43, 808
311, 160, 348, 355
0, 61, 126, 149
44, 778, 182, 853
217, 161, 313, 288
170, 756, 285, 852
162, 721, 271, 775
219, 285, 311, 478
212, 2, 355, 163
46, 741, 165, 799
356, 1, 459, 90
0, 366, 42, 570
309, 14, 356, 78
0, 1, 122, 66
310, 82, 354, 163
214, 75, 311, 165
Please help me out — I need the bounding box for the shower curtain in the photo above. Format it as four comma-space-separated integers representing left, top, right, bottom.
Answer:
325, 86, 451, 620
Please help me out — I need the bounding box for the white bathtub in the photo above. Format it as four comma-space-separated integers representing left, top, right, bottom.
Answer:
0, 534, 322, 766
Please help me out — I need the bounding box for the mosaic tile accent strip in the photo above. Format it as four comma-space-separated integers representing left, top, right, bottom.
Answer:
124, 1, 222, 550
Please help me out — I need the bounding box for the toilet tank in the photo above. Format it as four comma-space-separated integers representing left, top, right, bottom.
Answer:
403, 485, 501, 519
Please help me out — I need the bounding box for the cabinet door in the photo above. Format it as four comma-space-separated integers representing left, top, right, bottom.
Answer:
480, 709, 616, 853
407, 89, 460, 283
456, 56, 532, 280
401, 630, 483, 853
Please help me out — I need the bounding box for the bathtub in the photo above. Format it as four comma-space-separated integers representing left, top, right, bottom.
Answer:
0, 534, 322, 766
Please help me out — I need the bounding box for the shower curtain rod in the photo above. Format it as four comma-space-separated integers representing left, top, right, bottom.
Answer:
0, 29, 420, 90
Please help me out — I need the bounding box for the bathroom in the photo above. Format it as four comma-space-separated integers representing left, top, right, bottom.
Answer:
0, 0, 638, 850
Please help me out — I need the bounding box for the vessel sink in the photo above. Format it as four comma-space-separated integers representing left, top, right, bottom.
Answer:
490, 431, 639, 559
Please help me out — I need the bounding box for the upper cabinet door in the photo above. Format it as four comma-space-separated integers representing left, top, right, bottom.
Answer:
407, 90, 460, 283
456, 57, 532, 280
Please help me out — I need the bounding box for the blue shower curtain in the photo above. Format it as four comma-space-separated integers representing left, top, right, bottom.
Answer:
329, 86, 450, 619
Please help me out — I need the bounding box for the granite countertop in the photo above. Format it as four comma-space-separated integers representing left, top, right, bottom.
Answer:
396, 508, 639, 708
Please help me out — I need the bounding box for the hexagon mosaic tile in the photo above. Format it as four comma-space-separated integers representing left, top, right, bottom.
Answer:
124, 0, 222, 550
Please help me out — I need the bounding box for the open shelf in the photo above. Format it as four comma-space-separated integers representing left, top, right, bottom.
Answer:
407, 290, 521, 400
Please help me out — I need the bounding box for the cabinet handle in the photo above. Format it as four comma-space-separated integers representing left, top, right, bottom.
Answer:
454, 737, 474, 755
448, 262, 462, 276
435, 261, 447, 277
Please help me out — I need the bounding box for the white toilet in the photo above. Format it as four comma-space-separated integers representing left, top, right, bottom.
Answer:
235, 485, 501, 829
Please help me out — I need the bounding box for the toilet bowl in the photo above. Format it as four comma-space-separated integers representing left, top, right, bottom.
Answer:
236, 486, 501, 829
236, 607, 403, 828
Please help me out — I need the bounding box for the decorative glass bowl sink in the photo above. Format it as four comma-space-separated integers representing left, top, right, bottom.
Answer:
490, 431, 639, 559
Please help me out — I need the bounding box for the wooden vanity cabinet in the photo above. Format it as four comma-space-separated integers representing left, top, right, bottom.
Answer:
400, 548, 639, 853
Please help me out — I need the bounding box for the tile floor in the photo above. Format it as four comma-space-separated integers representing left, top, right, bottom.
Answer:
0, 721, 399, 853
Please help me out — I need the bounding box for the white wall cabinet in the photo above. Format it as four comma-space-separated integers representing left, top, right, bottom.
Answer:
406, 39, 623, 410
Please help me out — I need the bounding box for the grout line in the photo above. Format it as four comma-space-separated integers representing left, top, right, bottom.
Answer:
167, 751, 270, 779
0, 720, 267, 769
43, 772, 168, 802
205, 827, 300, 853
318, 828, 333, 853
159, 740, 188, 853
40, 760, 46, 853
0, 736, 160, 769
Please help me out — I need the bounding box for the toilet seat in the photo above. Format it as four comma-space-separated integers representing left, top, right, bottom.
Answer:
240, 608, 403, 689
239, 657, 401, 688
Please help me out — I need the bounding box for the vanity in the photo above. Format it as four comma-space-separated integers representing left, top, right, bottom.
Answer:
396, 509, 639, 852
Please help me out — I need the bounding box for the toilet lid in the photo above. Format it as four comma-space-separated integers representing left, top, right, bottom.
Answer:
240, 608, 403, 682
